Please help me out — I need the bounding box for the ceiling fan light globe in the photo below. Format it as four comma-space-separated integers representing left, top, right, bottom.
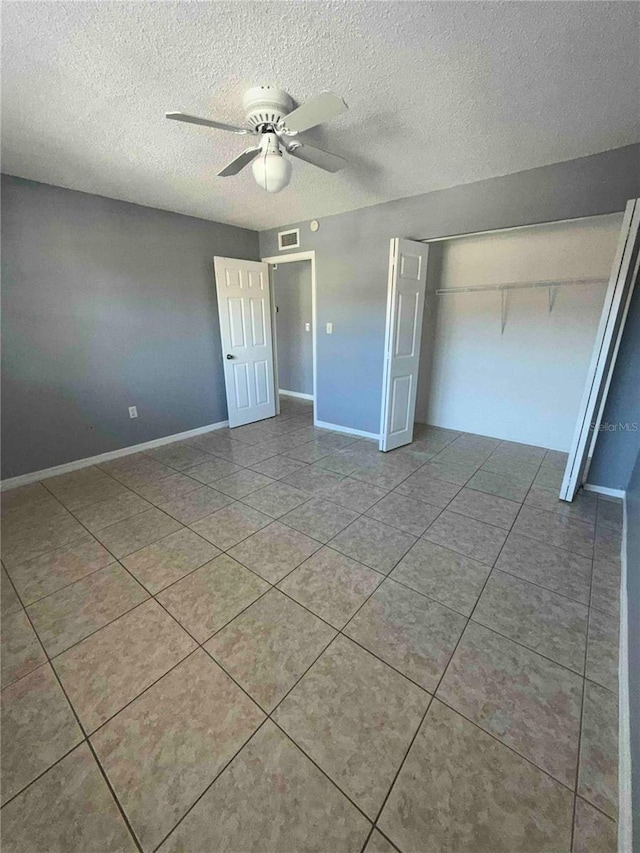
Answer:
252, 151, 291, 193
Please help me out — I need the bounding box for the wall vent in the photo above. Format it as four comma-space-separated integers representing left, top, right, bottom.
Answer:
278, 228, 300, 250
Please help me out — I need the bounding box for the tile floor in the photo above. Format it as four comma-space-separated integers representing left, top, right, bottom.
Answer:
0, 397, 621, 852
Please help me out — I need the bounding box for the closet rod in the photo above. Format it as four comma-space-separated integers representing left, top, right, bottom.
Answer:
435, 276, 607, 295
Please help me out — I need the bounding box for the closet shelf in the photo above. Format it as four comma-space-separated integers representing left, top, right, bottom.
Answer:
435, 276, 607, 295
434, 277, 608, 335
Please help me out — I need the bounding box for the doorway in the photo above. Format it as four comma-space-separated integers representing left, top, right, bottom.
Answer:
262, 251, 317, 422
272, 260, 314, 404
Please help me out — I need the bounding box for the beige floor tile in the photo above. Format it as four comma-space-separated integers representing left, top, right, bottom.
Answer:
211, 443, 279, 467
182, 457, 242, 484
1, 495, 70, 535
312, 452, 361, 476
157, 485, 233, 523
249, 455, 308, 480
92, 650, 264, 851
345, 579, 465, 692
158, 721, 370, 853
513, 506, 594, 558
596, 498, 623, 530
28, 564, 149, 657
489, 442, 546, 465
480, 456, 539, 484
586, 607, 619, 692
206, 590, 336, 711
73, 492, 152, 532
524, 486, 598, 525
572, 797, 617, 853
378, 700, 573, 853
473, 571, 588, 673
242, 481, 310, 518
1, 567, 22, 617
394, 471, 462, 507
106, 458, 176, 487
54, 600, 196, 732
363, 830, 397, 853
1, 482, 53, 512
594, 522, 622, 563
50, 476, 130, 512
157, 554, 268, 642
534, 467, 564, 490
466, 469, 530, 502
330, 516, 416, 575
228, 521, 321, 584
146, 443, 214, 471
1, 515, 91, 569
190, 502, 272, 550
94, 508, 183, 559
350, 459, 414, 491
281, 497, 359, 543
274, 636, 429, 818
447, 487, 520, 530
213, 470, 276, 499
365, 491, 441, 536
127, 471, 202, 503
422, 510, 507, 565
1, 609, 47, 687
122, 528, 220, 593
0, 743, 137, 853
590, 560, 620, 616
391, 539, 490, 616
1, 663, 82, 804
278, 547, 382, 629
578, 680, 618, 817
6, 538, 115, 605
322, 478, 388, 513
416, 458, 478, 486
496, 532, 592, 604
437, 622, 582, 786
281, 466, 346, 495
284, 442, 333, 463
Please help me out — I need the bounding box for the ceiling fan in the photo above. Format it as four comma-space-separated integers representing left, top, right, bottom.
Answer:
166, 86, 348, 193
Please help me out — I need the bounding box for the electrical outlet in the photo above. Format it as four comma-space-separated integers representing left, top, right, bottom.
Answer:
128, 406, 138, 419
326, 322, 333, 334
305, 322, 311, 332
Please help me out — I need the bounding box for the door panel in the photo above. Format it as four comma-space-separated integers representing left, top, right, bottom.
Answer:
379, 239, 429, 451
214, 257, 276, 428
560, 199, 640, 500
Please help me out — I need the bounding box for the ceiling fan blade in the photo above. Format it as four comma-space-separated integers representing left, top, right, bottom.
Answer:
282, 92, 348, 133
288, 142, 348, 173
217, 147, 262, 177
166, 112, 253, 136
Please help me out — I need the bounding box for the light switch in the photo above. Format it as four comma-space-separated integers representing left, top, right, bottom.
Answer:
326, 322, 333, 334
305, 322, 311, 332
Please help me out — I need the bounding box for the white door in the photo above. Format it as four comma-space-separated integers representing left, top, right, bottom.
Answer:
379, 238, 430, 451
560, 198, 640, 501
214, 256, 276, 428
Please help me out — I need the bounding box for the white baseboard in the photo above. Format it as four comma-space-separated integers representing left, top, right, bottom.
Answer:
1, 420, 230, 490
618, 493, 632, 853
279, 389, 314, 401
583, 483, 626, 499
314, 419, 379, 441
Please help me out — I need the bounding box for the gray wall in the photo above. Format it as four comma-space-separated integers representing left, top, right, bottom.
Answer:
626, 445, 640, 852
1, 175, 259, 478
259, 144, 640, 445
273, 260, 313, 396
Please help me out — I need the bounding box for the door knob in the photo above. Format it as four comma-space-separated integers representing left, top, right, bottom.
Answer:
226, 354, 235, 360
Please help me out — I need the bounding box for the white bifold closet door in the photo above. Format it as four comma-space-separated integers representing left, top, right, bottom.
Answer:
560, 198, 640, 500
379, 238, 430, 451
214, 256, 276, 428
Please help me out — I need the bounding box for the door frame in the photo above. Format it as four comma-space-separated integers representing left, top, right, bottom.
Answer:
261, 250, 317, 422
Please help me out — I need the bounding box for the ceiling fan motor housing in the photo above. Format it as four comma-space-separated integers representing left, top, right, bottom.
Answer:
243, 86, 294, 129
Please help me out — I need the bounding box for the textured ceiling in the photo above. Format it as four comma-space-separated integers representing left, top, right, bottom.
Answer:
2, 1, 639, 230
